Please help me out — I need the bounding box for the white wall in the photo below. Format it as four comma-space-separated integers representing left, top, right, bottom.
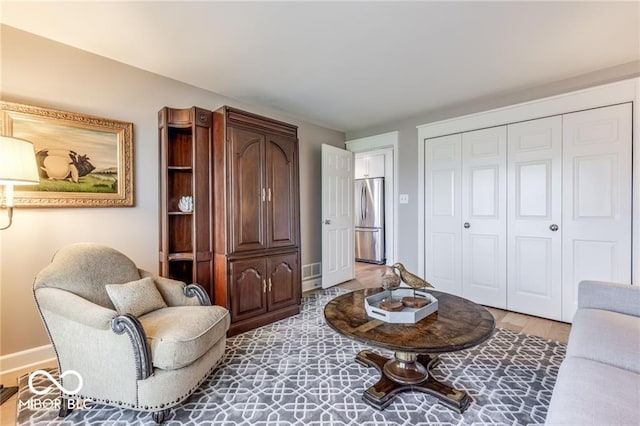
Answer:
0, 25, 344, 356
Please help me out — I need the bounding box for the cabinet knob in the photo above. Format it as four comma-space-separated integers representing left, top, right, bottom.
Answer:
549, 224, 559, 232
323, 219, 331, 225
463, 222, 470, 229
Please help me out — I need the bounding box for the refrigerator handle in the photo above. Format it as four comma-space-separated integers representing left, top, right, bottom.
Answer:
361, 185, 365, 222
364, 186, 368, 221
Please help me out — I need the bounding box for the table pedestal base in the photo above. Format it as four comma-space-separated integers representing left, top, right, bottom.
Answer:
355, 349, 471, 412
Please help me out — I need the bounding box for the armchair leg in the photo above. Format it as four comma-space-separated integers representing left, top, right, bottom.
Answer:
58, 396, 73, 417
152, 408, 171, 424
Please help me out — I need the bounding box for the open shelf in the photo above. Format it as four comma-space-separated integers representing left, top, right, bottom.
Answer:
159, 106, 213, 295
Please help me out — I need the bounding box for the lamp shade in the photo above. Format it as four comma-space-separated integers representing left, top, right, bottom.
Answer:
0, 135, 40, 185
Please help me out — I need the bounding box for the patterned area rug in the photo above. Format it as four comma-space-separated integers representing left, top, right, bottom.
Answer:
16, 288, 565, 425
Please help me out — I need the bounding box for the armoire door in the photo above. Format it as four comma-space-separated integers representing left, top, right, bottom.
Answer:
425, 134, 463, 295
229, 257, 268, 322
461, 126, 507, 309
266, 136, 298, 248
229, 126, 267, 253
267, 252, 300, 311
561, 103, 632, 322
507, 116, 563, 320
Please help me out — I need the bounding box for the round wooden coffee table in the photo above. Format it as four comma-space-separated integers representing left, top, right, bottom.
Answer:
324, 288, 495, 412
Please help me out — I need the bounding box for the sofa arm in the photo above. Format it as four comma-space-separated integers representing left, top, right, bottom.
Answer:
578, 280, 640, 317
35, 287, 117, 329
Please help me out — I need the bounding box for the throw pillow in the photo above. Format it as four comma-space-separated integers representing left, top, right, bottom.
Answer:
106, 276, 168, 317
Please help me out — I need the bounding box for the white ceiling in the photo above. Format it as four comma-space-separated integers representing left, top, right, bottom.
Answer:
2, 1, 639, 132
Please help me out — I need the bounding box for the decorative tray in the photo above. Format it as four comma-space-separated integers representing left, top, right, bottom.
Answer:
364, 288, 438, 324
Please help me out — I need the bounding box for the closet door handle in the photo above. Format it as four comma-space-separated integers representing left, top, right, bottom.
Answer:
463, 222, 470, 229
549, 224, 559, 232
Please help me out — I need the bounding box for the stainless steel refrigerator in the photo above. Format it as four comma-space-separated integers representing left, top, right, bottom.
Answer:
355, 177, 385, 264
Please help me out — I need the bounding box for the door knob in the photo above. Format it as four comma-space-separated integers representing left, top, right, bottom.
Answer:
323, 219, 331, 225
549, 224, 559, 232
463, 222, 470, 229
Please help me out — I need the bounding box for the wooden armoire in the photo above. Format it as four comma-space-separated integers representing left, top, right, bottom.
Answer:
212, 106, 301, 336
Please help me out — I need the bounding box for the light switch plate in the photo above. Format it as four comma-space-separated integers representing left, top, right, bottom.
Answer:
399, 194, 409, 204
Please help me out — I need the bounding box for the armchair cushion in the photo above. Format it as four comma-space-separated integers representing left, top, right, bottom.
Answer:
106, 277, 168, 317
139, 306, 230, 370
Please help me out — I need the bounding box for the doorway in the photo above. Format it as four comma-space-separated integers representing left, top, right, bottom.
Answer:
346, 131, 398, 267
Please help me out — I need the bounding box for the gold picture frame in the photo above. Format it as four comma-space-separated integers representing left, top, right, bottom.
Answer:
0, 101, 133, 207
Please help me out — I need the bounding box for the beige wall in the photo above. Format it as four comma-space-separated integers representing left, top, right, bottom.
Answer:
346, 60, 640, 273
0, 25, 344, 356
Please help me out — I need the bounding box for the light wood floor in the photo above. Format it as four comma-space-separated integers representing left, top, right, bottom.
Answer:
341, 262, 571, 344
0, 264, 570, 424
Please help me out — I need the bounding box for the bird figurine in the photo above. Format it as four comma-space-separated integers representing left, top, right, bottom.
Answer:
392, 262, 434, 289
380, 266, 401, 296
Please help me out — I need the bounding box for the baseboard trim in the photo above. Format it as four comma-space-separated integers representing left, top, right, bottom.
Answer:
302, 277, 322, 293
0, 344, 56, 376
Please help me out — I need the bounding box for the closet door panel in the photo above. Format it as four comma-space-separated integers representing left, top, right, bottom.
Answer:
461, 127, 507, 308
507, 116, 562, 320
562, 103, 632, 322
425, 134, 462, 295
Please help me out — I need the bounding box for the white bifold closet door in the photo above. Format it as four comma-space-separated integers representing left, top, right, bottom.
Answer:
425, 134, 463, 296
507, 116, 563, 320
561, 103, 632, 322
425, 127, 508, 309
426, 103, 632, 322
461, 127, 507, 309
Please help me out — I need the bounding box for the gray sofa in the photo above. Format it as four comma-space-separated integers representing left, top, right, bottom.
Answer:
546, 280, 640, 425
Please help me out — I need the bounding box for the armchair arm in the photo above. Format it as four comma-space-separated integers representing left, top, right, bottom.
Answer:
144, 272, 211, 306
34, 287, 117, 329
578, 280, 640, 317
184, 283, 212, 306
111, 315, 153, 380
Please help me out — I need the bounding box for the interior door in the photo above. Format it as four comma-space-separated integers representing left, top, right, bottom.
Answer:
507, 116, 562, 320
562, 103, 632, 322
425, 134, 462, 295
461, 126, 507, 308
321, 144, 355, 288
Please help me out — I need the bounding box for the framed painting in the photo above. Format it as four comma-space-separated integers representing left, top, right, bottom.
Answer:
0, 101, 133, 207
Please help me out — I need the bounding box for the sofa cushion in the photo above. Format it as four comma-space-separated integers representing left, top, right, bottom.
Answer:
139, 306, 230, 370
567, 308, 640, 373
106, 277, 168, 317
546, 357, 639, 425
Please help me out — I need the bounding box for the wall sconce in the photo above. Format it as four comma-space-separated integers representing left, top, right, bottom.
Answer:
0, 135, 40, 230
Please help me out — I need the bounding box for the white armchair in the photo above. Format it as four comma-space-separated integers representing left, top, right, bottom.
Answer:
33, 243, 230, 423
